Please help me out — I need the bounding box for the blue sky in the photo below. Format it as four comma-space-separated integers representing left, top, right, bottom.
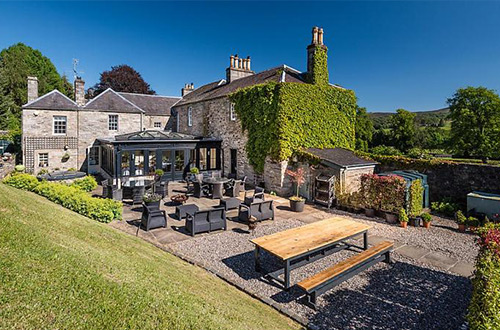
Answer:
1, 1, 500, 112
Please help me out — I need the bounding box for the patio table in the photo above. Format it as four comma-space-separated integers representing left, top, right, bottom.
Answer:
251, 217, 371, 289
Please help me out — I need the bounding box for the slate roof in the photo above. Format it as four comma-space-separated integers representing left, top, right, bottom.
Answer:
175, 65, 306, 106
23, 90, 79, 111
83, 89, 144, 113
306, 147, 378, 168
97, 129, 221, 144
119, 92, 180, 116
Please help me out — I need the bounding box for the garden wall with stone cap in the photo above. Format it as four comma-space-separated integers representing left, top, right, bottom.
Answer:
373, 156, 500, 206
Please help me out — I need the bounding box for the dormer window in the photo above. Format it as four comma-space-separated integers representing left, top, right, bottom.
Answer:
230, 103, 237, 121
187, 107, 193, 127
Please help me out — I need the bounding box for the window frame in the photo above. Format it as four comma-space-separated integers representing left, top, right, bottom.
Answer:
53, 116, 67, 135
108, 114, 119, 131
230, 103, 237, 121
187, 106, 193, 127
154, 122, 162, 128
38, 153, 49, 167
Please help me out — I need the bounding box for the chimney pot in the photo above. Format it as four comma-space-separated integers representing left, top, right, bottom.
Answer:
318, 28, 324, 45
27, 76, 38, 102
181, 83, 195, 97
74, 77, 85, 106
312, 27, 319, 44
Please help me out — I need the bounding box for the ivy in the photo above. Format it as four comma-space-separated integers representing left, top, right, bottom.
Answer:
306, 47, 329, 85
408, 179, 424, 217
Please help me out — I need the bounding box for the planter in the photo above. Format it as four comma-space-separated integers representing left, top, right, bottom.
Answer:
423, 221, 431, 229
144, 200, 161, 209
458, 224, 466, 233
400, 221, 408, 228
385, 212, 398, 224
364, 208, 375, 217
290, 199, 305, 212
410, 217, 422, 227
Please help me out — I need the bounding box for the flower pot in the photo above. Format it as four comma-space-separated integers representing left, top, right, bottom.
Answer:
423, 221, 431, 229
410, 217, 422, 227
400, 221, 408, 228
364, 208, 375, 218
290, 199, 305, 212
458, 224, 466, 232
385, 212, 398, 224
145, 200, 161, 208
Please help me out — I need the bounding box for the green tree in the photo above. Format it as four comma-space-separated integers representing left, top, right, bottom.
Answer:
447, 86, 500, 160
355, 107, 373, 151
0, 43, 72, 129
389, 109, 416, 152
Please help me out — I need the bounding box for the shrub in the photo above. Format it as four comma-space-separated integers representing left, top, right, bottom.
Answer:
456, 210, 467, 225
360, 174, 405, 213
408, 179, 424, 217
399, 208, 409, 222
370, 145, 402, 156
468, 228, 500, 329
190, 167, 199, 174
14, 164, 25, 172
3, 173, 40, 191
421, 212, 432, 223
431, 198, 460, 217
406, 148, 432, 160
70, 176, 97, 192
468, 217, 480, 228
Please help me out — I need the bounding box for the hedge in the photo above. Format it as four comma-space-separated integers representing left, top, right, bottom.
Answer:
2, 173, 121, 223
70, 175, 98, 192
359, 174, 406, 213
408, 179, 424, 217
468, 227, 500, 329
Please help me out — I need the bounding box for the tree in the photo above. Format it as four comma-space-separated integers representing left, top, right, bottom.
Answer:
355, 107, 373, 151
447, 87, 500, 160
0, 43, 71, 130
92, 65, 155, 96
389, 109, 416, 152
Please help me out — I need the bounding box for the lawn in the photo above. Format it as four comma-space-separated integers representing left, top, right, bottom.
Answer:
0, 183, 300, 330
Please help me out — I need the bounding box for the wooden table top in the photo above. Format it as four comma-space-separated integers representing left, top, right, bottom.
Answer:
251, 217, 371, 260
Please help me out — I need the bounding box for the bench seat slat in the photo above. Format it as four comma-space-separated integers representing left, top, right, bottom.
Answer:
297, 241, 394, 292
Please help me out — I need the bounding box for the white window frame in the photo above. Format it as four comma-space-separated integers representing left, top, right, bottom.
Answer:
38, 153, 49, 167
154, 122, 162, 128
108, 115, 119, 131
187, 107, 193, 127
230, 103, 237, 121
53, 116, 67, 135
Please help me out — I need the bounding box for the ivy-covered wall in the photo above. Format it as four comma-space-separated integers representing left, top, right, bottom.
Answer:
306, 47, 329, 85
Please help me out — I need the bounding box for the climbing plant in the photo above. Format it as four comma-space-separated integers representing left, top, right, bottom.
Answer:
306, 47, 329, 85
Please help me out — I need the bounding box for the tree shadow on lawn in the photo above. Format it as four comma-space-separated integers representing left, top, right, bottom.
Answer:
282, 261, 470, 330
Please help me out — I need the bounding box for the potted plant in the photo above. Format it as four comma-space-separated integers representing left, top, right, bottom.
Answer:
143, 191, 162, 208
455, 210, 467, 232
285, 167, 306, 212
399, 208, 408, 228
421, 212, 432, 229
190, 167, 199, 175
154, 169, 164, 181
410, 215, 422, 227
467, 216, 480, 232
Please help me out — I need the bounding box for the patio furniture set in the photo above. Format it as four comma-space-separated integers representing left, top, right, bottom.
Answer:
251, 217, 394, 309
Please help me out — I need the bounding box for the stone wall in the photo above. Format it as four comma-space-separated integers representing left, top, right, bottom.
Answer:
376, 161, 500, 205
144, 115, 169, 130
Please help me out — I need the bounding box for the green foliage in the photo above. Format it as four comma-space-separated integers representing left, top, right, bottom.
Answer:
421, 212, 432, 223
371, 145, 402, 156
70, 176, 97, 192
448, 86, 500, 160
406, 147, 432, 160
143, 191, 162, 203
154, 169, 164, 176
468, 231, 500, 329
14, 164, 25, 172
306, 47, 329, 85
3, 173, 121, 222
355, 107, 373, 152
390, 109, 417, 152
399, 208, 409, 222
456, 210, 467, 225
431, 199, 461, 217
468, 217, 480, 228
190, 167, 199, 174
408, 179, 424, 217
360, 174, 406, 213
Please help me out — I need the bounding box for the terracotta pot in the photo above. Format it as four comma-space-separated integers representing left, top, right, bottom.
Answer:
400, 221, 408, 228
458, 224, 466, 232
364, 208, 375, 218
423, 221, 431, 229
385, 212, 398, 224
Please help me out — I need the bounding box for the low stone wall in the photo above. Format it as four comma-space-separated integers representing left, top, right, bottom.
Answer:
376, 161, 500, 205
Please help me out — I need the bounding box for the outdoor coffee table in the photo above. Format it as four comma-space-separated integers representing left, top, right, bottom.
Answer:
251, 217, 371, 289
175, 204, 199, 220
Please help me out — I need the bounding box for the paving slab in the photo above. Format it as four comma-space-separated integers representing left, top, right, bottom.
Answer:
395, 244, 430, 260
449, 261, 475, 277
420, 251, 458, 270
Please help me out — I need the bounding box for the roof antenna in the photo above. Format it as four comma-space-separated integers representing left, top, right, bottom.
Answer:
72, 58, 84, 79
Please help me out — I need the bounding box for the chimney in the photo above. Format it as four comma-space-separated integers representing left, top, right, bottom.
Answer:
27, 76, 38, 102
181, 83, 195, 97
306, 26, 329, 85
74, 77, 85, 106
226, 54, 254, 83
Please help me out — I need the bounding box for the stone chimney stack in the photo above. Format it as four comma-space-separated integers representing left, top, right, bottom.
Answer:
27, 76, 38, 102
181, 83, 195, 97
74, 77, 85, 106
226, 54, 254, 83
307, 26, 329, 84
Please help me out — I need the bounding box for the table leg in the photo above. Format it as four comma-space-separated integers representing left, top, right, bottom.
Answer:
284, 259, 291, 290
254, 246, 261, 272
363, 232, 369, 250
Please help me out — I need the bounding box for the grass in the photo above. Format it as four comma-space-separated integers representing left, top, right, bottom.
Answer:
0, 183, 301, 330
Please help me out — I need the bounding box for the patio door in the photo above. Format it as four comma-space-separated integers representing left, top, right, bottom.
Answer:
230, 149, 237, 176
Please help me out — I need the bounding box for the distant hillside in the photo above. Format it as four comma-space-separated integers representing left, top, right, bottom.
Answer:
369, 108, 450, 129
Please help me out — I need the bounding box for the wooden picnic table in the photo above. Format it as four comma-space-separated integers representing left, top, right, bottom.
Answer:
251, 217, 371, 289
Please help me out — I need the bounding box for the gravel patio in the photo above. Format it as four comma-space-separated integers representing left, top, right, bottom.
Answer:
110, 182, 477, 330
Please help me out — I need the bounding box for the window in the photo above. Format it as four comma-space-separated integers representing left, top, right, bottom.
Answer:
108, 115, 118, 131
134, 151, 144, 176
148, 151, 156, 175
189, 149, 197, 166
209, 148, 217, 169
89, 147, 99, 166
199, 148, 207, 170
230, 103, 237, 121
162, 151, 172, 173
53, 116, 67, 134
154, 122, 162, 128
175, 150, 185, 172
187, 107, 193, 127
121, 151, 130, 176
38, 153, 49, 167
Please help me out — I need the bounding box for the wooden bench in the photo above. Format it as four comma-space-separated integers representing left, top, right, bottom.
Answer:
297, 241, 394, 309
